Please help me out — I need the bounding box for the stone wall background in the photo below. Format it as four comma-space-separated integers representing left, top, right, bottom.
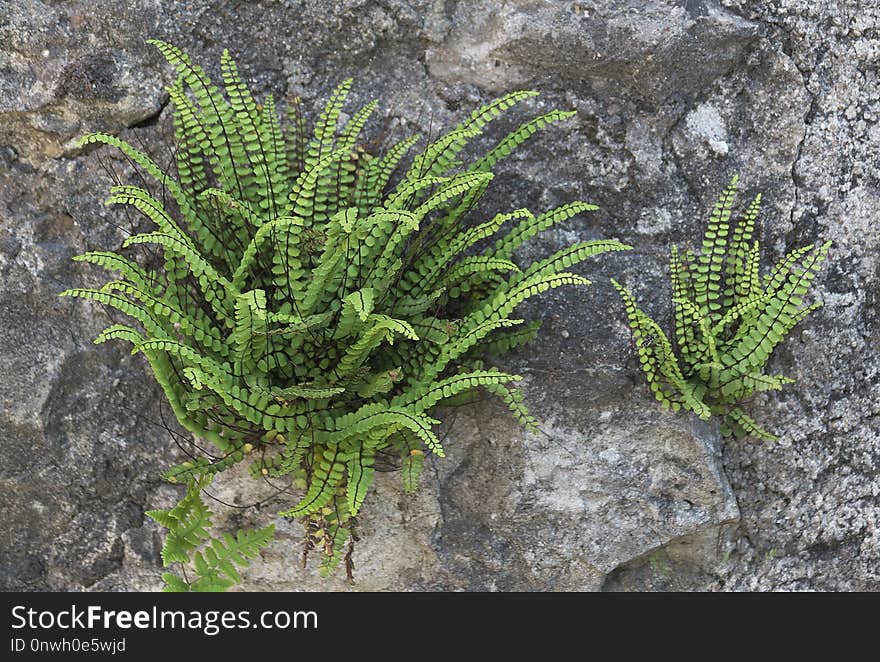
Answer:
1, 0, 877, 591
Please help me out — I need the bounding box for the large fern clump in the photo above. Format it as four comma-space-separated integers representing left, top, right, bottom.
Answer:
61, 41, 629, 589
613, 176, 831, 441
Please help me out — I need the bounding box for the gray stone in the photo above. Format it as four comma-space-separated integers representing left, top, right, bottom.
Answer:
0, 0, 877, 591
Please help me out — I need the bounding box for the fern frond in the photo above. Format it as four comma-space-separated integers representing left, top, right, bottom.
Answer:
189, 525, 275, 591
401, 449, 424, 494
726, 408, 778, 441
693, 176, 738, 317
346, 448, 375, 516
93, 323, 146, 349
490, 202, 598, 261
471, 109, 576, 172
73, 251, 157, 294
280, 445, 346, 517
399, 369, 522, 412
146, 478, 213, 565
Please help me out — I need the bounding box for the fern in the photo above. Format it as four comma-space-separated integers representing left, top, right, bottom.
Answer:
613, 177, 831, 441
146, 477, 274, 591
61, 41, 628, 586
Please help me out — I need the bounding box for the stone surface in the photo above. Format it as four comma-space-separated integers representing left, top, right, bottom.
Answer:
1, 0, 877, 591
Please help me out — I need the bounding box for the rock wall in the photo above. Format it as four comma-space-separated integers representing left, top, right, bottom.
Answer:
1, 0, 877, 591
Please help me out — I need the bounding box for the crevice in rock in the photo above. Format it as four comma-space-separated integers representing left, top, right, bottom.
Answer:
126, 94, 171, 130
786, 61, 817, 231
599, 520, 738, 591
80, 537, 126, 589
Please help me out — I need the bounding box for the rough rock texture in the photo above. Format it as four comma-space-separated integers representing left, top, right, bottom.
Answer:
0, 0, 877, 591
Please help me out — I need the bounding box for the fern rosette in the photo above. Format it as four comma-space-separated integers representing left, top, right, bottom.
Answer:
613, 176, 831, 441
60, 41, 628, 589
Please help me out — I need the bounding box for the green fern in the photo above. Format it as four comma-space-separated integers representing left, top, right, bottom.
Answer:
613, 176, 831, 441
61, 41, 629, 587
146, 477, 274, 591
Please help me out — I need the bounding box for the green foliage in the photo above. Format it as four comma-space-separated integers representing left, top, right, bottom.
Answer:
62, 41, 628, 586
612, 176, 831, 441
146, 478, 274, 591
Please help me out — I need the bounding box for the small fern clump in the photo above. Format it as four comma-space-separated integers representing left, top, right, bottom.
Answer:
145, 477, 275, 592
613, 176, 831, 441
61, 41, 629, 589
